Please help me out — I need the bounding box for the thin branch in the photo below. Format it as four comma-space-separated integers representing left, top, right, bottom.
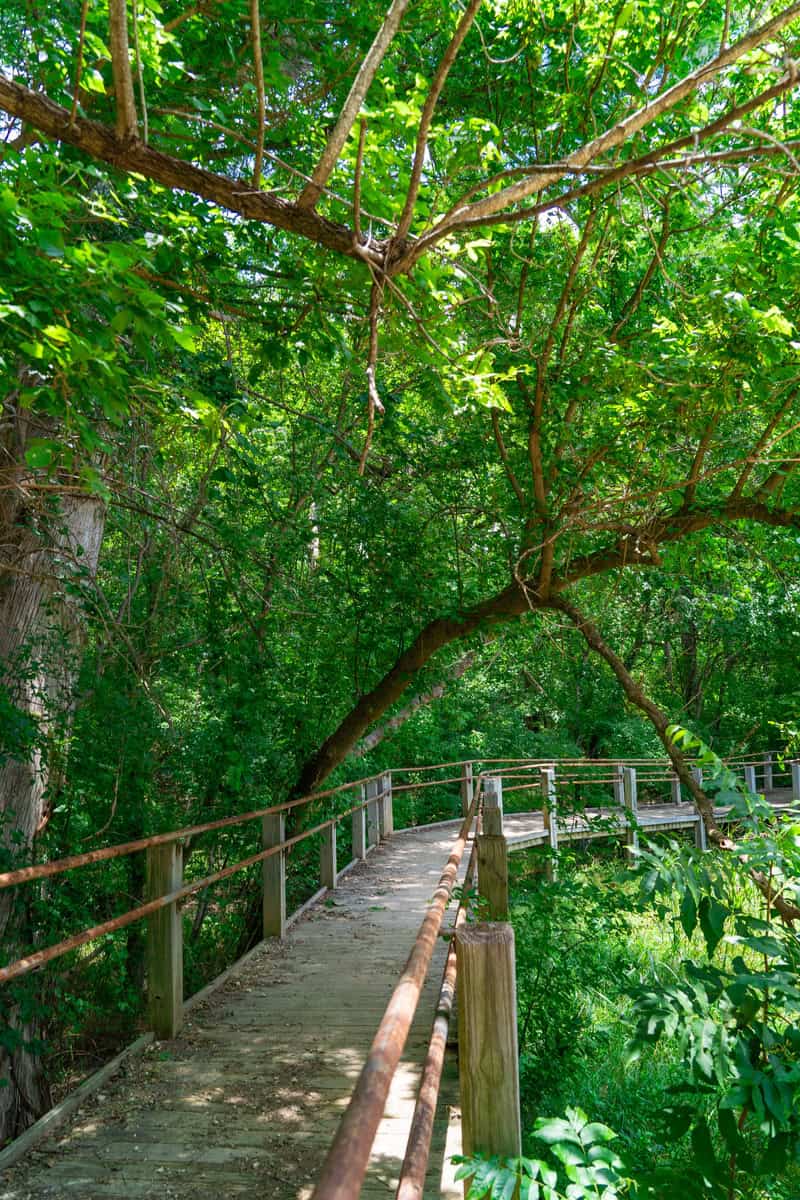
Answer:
429, 4, 800, 231
358, 279, 384, 475
609, 200, 670, 341
394, 0, 483, 242
353, 117, 366, 243
69, 0, 89, 126
491, 408, 527, 510
732, 392, 797, 498
250, 0, 265, 187
297, 0, 412, 209
131, 0, 148, 144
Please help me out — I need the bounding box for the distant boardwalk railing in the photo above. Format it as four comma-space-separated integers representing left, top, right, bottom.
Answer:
1, 749, 798, 1189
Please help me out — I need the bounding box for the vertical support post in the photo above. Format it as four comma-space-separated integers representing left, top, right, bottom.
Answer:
691, 765, 709, 846
320, 822, 337, 889
477, 836, 509, 920
381, 771, 394, 838
352, 786, 367, 861
791, 760, 800, 802
623, 767, 638, 855
147, 841, 183, 1040
612, 762, 624, 807
460, 761, 474, 818
456, 924, 522, 1164
764, 752, 774, 794
479, 776, 508, 919
671, 772, 681, 805
744, 765, 757, 797
366, 777, 381, 848
483, 775, 504, 836
541, 766, 558, 881
262, 811, 286, 938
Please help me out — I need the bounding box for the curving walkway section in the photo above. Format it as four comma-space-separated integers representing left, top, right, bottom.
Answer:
0, 822, 475, 1200
1, 790, 795, 1200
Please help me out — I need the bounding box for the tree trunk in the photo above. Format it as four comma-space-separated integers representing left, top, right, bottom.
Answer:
0, 408, 106, 1143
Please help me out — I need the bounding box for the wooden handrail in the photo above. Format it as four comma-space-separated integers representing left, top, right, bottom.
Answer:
311, 788, 480, 1200
0, 787, 384, 985
0, 772, 388, 890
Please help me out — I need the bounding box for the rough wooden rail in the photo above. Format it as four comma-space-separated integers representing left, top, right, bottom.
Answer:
1, 748, 796, 1188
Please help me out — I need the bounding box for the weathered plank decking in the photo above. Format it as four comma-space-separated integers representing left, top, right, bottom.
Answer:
0, 824, 470, 1200
1, 789, 794, 1200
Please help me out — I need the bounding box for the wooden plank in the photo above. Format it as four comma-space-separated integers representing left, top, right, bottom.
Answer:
0, 1032, 154, 1169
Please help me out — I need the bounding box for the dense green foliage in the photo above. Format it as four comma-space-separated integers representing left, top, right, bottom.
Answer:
1, 0, 800, 1178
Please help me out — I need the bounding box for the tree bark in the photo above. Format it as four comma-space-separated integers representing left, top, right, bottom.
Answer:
293, 582, 527, 794
0, 405, 106, 1143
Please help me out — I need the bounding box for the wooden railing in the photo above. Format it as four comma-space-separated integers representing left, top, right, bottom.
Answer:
1, 748, 797, 1191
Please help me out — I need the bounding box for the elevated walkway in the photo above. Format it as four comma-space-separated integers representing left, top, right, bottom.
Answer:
1, 824, 470, 1200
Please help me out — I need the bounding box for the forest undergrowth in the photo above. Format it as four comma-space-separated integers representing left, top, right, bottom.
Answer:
497, 843, 800, 1200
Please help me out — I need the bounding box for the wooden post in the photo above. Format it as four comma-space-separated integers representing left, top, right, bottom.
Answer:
366, 777, 381, 848
671, 772, 681, 805
262, 811, 286, 938
460, 761, 474, 817
623, 766, 638, 855
612, 762, 624, 807
146, 841, 183, 1040
744, 764, 757, 796
478, 777, 507, 919
541, 766, 558, 881
352, 786, 367, 861
483, 775, 504, 836
477, 836, 509, 920
320, 823, 337, 889
381, 771, 394, 838
456, 924, 521, 1163
695, 812, 708, 852
791, 760, 800, 802
764, 752, 774, 794
692, 766, 703, 790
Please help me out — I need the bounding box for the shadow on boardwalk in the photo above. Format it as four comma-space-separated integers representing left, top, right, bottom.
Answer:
0, 827, 466, 1200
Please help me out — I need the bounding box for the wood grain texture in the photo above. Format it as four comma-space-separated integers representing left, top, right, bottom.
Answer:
455, 923, 521, 1161
146, 842, 183, 1040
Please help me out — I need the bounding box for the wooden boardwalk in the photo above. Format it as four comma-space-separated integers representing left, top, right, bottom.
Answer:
1, 789, 795, 1200
0, 823, 471, 1200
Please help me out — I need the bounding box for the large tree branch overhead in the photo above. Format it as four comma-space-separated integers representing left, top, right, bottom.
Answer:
2, 3, 800, 273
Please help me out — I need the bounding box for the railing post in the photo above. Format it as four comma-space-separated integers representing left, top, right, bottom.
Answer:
744, 764, 757, 796
381, 771, 394, 838
478, 777, 508, 920
541, 766, 558, 881
792, 760, 800, 802
146, 841, 183, 1040
262, 811, 286, 938
671, 772, 681, 805
690, 766, 708, 848
352, 786, 367, 861
764, 752, 773, 794
320, 822, 337, 889
366, 777, 381, 848
623, 767, 638, 855
482, 776, 503, 836
460, 761, 474, 817
456, 924, 522, 1165
612, 762, 624, 807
